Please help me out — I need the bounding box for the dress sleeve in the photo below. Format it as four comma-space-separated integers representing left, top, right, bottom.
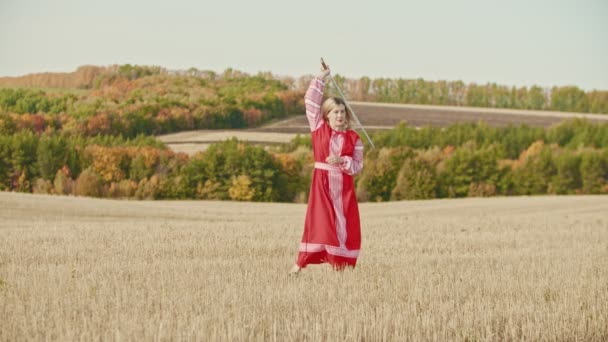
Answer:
340, 138, 364, 175
304, 77, 325, 131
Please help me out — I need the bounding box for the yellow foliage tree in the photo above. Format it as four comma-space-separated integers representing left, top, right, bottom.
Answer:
86, 146, 126, 182
228, 175, 255, 201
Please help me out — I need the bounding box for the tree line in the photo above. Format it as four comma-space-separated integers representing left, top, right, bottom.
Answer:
1, 119, 606, 201
0, 132, 304, 201
284, 119, 608, 200
357, 124, 608, 201
1, 66, 606, 138
313, 76, 608, 114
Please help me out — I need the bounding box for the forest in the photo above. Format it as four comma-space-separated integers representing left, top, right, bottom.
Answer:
0, 64, 607, 202
1, 119, 606, 202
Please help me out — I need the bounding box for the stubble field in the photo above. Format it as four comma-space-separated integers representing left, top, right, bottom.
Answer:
0, 192, 607, 341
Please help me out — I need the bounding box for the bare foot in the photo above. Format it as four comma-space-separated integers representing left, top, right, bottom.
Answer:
289, 265, 301, 275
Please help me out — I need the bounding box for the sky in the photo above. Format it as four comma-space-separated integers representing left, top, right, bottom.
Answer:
1, 0, 606, 90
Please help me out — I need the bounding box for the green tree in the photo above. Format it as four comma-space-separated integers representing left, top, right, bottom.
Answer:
551, 86, 589, 112
356, 147, 413, 202
512, 144, 556, 195
580, 150, 608, 194
438, 143, 500, 198
391, 157, 437, 200
129, 154, 153, 182
528, 86, 546, 110
9, 131, 39, 186
549, 151, 581, 194
37, 135, 67, 181
588, 90, 608, 114
0, 135, 11, 190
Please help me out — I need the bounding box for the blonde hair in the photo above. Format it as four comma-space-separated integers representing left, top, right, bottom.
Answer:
321, 97, 353, 130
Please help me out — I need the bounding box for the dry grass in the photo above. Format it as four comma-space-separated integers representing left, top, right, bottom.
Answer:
1, 192, 607, 341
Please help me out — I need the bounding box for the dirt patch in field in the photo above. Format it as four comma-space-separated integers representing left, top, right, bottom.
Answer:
158, 131, 300, 155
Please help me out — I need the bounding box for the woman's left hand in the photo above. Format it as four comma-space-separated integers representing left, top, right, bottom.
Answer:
326, 155, 343, 165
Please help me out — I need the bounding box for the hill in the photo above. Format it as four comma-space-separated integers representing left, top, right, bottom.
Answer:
0, 65, 106, 89
0, 65, 303, 137
1, 65, 606, 123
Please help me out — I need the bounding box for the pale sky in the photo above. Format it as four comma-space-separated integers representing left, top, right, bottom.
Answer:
1, 0, 606, 90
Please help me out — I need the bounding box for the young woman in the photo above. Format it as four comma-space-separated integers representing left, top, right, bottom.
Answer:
290, 65, 364, 274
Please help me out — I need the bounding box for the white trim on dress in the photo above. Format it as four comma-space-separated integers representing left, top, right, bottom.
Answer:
299, 243, 360, 258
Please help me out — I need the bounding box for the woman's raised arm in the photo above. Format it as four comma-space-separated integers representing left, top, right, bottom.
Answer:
304, 68, 331, 132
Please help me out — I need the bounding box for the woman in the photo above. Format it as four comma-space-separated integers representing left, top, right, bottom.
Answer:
290, 65, 364, 274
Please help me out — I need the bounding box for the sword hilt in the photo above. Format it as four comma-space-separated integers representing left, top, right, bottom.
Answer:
320, 58, 328, 71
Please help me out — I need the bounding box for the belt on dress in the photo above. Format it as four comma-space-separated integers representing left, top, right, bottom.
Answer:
314, 162, 341, 172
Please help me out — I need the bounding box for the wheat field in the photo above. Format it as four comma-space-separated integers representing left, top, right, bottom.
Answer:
0, 192, 607, 341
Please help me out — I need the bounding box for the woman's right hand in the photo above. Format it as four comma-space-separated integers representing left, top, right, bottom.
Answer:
319, 66, 331, 81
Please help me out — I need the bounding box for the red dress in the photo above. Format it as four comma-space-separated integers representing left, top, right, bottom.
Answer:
296, 77, 364, 269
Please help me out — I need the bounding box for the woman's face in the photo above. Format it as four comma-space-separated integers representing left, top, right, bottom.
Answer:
327, 104, 347, 130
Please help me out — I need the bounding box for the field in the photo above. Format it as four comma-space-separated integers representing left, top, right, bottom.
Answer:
159, 102, 608, 155
260, 101, 608, 131
1, 192, 607, 341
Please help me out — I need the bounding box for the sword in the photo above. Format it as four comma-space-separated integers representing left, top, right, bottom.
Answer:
321, 57, 375, 149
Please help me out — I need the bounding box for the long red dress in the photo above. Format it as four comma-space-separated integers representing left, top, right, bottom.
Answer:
296, 77, 364, 269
